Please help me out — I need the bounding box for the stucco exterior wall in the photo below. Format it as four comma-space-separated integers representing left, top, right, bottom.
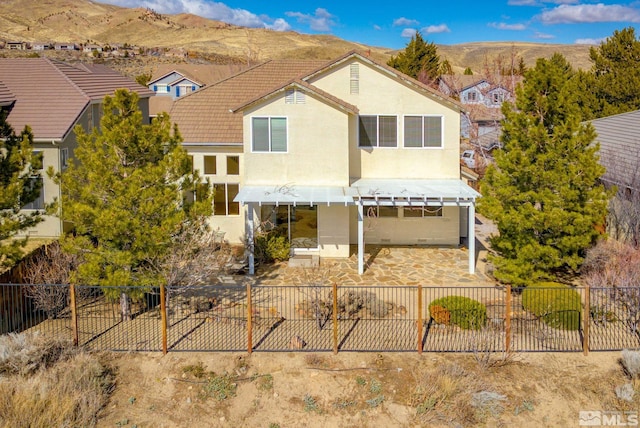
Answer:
307, 59, 461, 180
318, 205, 350, 257
242, 91, 351, 187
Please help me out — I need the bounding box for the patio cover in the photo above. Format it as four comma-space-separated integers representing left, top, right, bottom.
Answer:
235, 179, 480, 275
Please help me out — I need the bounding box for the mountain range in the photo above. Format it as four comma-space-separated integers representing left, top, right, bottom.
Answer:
0, 0, 595, 72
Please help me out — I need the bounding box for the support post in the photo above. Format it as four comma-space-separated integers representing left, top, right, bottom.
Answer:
468, 202, 476, 274
247, 203, 255, 275
583, 286, 590, 356
332, 282, 338, 354
247, 282, 253, 354
160, 284, 167, 355
69, 283, 78, 346
417, 284, 423, 354
505, 284, 511, 354
357, 203, 364, 275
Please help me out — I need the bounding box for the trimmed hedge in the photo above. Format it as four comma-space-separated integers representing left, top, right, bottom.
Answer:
428, 296, 487, 330
522, 282, 582, 331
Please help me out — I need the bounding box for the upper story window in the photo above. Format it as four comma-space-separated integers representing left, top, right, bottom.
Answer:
22, 178, 44, 210
492, 92, 505, 104
404, 116, 443, 148
466, 91, 477, 102
60, 148, 69, 169
358, 115, 397, 148
153, 84, 169, 93
252, 117, 287, 152
179, 84, 196, 95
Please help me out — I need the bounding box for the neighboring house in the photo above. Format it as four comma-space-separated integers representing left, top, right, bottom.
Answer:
590, 110, 640, 190
6, 41, 27, 50
54, 43, 78, 51
0, 58, 154, 238
148, 64, 247, 117
32, 42, 51, 51
83, 44, 102, 54
439, 74, 520, 150
171, 52, 480, 274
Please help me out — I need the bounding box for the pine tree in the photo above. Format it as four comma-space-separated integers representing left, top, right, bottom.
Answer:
479, 54, 611, 286
463, 67, 473, 75
387, 32, 440, 84
589, 27, 640, 117
0, 112, 43, 268
56, 89, 212, 319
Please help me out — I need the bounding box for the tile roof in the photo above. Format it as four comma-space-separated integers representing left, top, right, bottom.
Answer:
590, 109, 640, 189
150, 64, 249, 87
170, 59, 327, 144
0, 81, 15, 107
0, 58, 153, 140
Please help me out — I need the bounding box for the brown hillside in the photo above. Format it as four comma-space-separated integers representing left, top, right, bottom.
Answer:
0, 0, 593, 71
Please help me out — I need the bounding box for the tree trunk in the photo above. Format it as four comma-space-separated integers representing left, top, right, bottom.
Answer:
120, 292, 132, 321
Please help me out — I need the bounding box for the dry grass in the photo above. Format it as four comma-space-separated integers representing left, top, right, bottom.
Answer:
0, 333, 114, 428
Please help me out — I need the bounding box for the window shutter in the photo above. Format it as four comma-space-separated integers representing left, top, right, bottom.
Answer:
270, 118, 287, 152
153, 85, 157, 91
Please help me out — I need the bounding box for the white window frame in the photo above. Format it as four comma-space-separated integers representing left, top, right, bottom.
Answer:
251, 117, 288, 153
358, 115, 398, 148
403, 115, 444, 149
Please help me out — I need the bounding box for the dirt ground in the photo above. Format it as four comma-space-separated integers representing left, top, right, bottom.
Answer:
96, 350, 638, 428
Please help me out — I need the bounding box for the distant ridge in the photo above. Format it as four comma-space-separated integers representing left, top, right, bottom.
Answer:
0, 0, 593, 72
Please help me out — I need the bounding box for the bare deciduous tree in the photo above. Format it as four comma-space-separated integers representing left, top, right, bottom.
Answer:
603, 145, 640, 247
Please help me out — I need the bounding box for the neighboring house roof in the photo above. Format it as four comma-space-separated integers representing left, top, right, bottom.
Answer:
149, 64, 249, 87
590, 109, 640, 189
0, 81, 16, 107
170, 59, 327, 144
439, 75, 488, 93
0, 58, 153, 141
467, 105, 504, 123
149, 96, 175, 117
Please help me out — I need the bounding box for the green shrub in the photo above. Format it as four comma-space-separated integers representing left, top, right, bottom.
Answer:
522, 282, 581, 330
428, 296, 487, 330
255, 232, 290, 262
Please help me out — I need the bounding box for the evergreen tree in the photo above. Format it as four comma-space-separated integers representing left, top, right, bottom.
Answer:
440, 59, 453, 76
463, 67, 473, 75
0, 113, 43, 268
479, 54, 611, 286
56, 89, 212, 319
387, 32, 440, 83
589, 27, 640, 117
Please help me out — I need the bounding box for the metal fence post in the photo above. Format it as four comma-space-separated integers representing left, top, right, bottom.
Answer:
333, 282, 338, 354
69, 283, 78, 346
417, 284, 423, 354
247, 282, 253, 354
505, 284, 512, 353
583, 286, 590, 356
160, 285, 168, 354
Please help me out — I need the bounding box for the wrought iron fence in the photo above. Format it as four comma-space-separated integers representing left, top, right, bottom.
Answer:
2, 283, 640, 353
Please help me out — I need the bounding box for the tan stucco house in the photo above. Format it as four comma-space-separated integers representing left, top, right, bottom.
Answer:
0, 58, 154, 238
171, 52, 480, 274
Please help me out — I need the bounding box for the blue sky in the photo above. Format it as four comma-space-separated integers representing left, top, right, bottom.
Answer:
100, 0, 640, 48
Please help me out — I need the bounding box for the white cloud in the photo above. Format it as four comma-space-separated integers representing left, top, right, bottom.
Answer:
373, 24, 382, 31
97, 0, 291, 30
285, 8, 336, 32
540, 4, 640, 24
534, 31, 556, 39
489, 22, 527, 30
393, 17, 420, 27
422, 24, 451, 34
508, 0, 578, 5
267, 18, 291, 32
401, 28, 418, 38
575, 37, 605, 44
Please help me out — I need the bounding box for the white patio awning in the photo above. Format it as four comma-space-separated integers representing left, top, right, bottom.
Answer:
348, 178, 480, 206
234, 184, 352, 206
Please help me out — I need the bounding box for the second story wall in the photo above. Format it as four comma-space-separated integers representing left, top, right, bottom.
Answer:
242, 90, 351, 187
308, 59, 461, 180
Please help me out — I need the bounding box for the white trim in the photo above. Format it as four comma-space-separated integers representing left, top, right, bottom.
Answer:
357, 114, 399, 149
250, 116, 289, 153
402, 114, 445, 149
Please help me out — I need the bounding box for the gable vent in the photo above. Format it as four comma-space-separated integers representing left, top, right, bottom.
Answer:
350, 63, 359, 94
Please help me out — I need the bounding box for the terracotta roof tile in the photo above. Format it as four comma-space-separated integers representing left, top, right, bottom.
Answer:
0, 81, 15, 107
170, 60, 327, 144
0, 58, 153, 140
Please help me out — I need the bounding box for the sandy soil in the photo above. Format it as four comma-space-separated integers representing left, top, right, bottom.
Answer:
96, 350, 637, 428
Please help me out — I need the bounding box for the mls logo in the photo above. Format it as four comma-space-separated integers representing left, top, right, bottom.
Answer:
580, 411, 602, 426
